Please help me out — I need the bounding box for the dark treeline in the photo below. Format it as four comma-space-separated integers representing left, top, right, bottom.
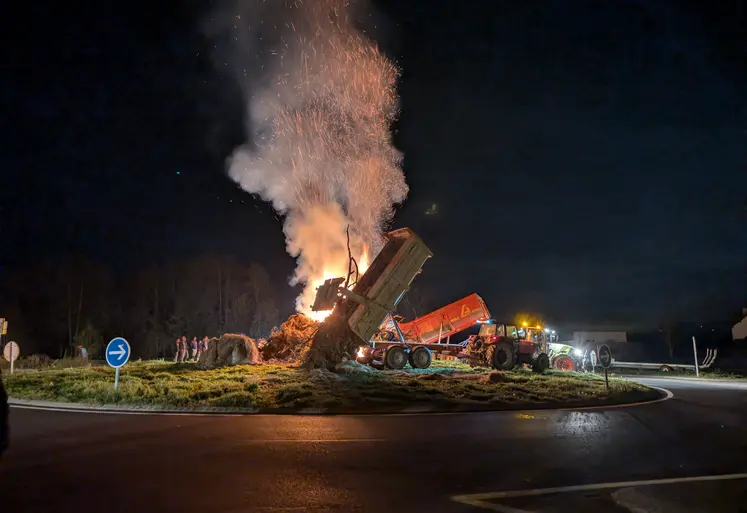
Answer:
0, 254, 282, 359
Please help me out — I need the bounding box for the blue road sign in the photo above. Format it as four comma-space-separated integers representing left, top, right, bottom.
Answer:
598, 344, 612, 369
105, 337, 131, 369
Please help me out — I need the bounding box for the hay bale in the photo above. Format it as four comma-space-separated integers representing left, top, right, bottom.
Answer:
197, 334, 260, 369
261, 314, 319, 363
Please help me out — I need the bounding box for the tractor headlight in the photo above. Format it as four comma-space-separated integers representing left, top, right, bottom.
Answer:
573, 348, 583, 357
357, 347, 366, 359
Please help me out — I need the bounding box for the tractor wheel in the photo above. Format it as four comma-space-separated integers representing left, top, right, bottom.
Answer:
553, 355, 575, 372
409, 347, 432, 369
491, 340, 515, 370
532, 352, 550, 373
384, 346, 407, 370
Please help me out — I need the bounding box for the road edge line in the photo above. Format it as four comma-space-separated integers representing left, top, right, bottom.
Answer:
8, 386, 672, 417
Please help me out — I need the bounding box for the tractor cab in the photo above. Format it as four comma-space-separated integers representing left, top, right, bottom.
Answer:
477, 321, 519, 341
521, 326, 549, 354
475, 322, 522, 349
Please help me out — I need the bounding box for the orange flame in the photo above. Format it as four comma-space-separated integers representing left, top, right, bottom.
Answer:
304, 248, 370, 322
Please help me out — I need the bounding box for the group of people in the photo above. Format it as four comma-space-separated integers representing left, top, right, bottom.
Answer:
174, 336, 210, 363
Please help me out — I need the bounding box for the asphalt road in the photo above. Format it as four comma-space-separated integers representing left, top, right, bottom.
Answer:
2, 377, 746, 512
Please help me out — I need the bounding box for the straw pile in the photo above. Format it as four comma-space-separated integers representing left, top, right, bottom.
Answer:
260, 314, 320, 363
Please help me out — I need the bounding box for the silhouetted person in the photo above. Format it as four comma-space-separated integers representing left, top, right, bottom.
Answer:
180, 336, 188, 362
191, 337, 199, 361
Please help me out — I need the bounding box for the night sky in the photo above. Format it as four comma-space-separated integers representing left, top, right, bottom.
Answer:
3, 1, 745, 328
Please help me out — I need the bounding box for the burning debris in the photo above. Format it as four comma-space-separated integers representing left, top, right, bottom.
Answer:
197, 334, 260, 369
306, 308, 362, 370
260, 313, 320, 363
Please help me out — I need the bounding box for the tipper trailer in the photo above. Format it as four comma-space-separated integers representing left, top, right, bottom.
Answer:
311, 228, 551, 372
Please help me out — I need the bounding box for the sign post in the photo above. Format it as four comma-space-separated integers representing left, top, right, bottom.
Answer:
3, 341, 20, 374
598, 344, 612, 392
692, 336, 700, 378
105, 337, 131, 390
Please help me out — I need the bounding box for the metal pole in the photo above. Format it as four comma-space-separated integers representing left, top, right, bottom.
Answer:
114, 367, 120, 390
604, 368, 609, 391
692, 336, 699, 377
437, 321, 443, 344
9, 343, 14, 375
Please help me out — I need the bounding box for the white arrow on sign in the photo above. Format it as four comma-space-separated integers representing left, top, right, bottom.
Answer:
108, 344, 127, 360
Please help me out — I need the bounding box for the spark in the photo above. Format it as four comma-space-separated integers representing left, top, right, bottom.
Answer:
220, 0, 407, 317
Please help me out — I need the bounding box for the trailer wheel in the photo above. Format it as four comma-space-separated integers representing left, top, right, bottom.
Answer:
491, 341, 515, 370
384, 346, 407, 370
553, 355, 575, 372
409, 347, 432, 369
660, 365, 673, 372
532, 352, 550, 373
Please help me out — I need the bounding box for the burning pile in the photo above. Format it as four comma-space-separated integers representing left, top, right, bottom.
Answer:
306, 308, 361, 369
260, 314, 320, 363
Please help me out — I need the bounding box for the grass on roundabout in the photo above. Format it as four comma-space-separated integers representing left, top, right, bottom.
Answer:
3, 359, 660, 413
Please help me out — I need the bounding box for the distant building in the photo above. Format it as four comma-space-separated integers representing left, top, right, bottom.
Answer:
572, 330, 627, 349
733, 308, 747, 341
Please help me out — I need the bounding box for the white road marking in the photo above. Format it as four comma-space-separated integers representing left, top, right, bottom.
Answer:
451, 473, 747, 512
9, 404, 250, 417
633, 377, 747, 390
553, 386, 673, 411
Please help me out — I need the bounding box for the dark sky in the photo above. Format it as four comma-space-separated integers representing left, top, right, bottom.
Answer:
3, 0, 745, 328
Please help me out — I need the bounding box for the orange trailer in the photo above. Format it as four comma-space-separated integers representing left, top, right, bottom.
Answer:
397, 293, 490, 344
359, 293, 492, 369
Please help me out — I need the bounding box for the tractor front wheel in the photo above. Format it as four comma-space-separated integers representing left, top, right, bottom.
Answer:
491, 341, 515, 370
532, 352, 550, 373
553, 355, 575, 372
384, 346, 407, 370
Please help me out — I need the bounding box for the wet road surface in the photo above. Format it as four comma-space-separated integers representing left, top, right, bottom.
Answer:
2, 377, 746, 512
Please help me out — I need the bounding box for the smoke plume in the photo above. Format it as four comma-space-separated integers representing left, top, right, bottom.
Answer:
207, 0, 407, 318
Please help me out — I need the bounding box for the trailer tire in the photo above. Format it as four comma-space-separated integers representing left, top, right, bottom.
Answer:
384, 346, 407, 370
409, 347, 432, 369
532, 352, 550, 373
553, 355, 575, 372
660, 365, 673, 372
492, 340, 515, 370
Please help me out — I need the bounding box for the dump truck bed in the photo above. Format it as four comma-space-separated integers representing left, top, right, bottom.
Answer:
347, 228, 433, 343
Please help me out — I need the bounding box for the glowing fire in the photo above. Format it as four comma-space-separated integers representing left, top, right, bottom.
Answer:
303, 248, 370, 322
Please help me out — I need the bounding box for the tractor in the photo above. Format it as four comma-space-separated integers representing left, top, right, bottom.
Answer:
522, 326, 585, 372
547, 342, 586, 371
466, 321, 550, 372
